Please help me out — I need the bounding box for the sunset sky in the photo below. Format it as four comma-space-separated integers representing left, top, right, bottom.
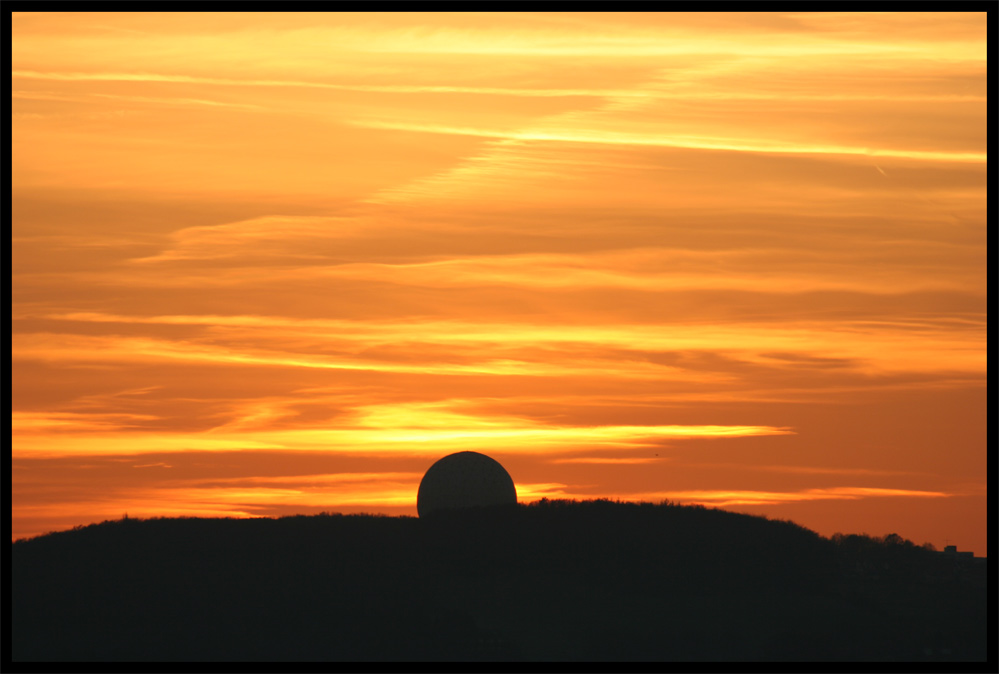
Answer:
11, 12, 988, 555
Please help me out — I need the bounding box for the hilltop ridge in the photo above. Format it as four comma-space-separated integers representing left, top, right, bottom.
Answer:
10, 500, 987, 662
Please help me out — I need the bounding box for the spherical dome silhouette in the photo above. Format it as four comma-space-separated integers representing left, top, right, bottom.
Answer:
417, 451, 517, 518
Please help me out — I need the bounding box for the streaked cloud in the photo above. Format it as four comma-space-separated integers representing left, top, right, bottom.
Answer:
513, 486, 953, 506
549, 457, 662, 465
11, 70, 658, 99
15, 311, 985, 377
11, 399, 793, 459
655, 487, 952, 507
14, 69, 985, 103
12, 410, 161, 432
350, 119, 987, 164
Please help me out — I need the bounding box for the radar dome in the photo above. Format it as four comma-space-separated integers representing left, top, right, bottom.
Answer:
417, 451, 517, 518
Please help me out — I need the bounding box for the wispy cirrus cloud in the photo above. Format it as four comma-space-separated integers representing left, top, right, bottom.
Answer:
11, 70, 658, 99
12, 411, 161, 432
12, 88, 267, 111
549, 457, 663, 465
659, 487, 954, 506
16, 311, 985, 378
13, 69, 985, 103
350, 119, 987, 164
516, 485, 954, 506
11, 399, 793, 459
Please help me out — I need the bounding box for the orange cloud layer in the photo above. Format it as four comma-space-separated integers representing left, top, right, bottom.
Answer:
11, 12, 987, 556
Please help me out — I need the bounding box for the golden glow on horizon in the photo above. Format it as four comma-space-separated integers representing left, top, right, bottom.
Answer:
14, 480, 955, 532
11, 12, 986, 554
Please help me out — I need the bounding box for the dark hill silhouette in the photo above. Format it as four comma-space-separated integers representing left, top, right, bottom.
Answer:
10, 500, 988, 662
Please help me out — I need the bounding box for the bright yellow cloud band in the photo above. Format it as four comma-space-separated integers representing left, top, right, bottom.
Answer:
350, 119, 987, 164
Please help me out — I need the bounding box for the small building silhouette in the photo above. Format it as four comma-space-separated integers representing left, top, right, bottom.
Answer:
943, 545, 975, 560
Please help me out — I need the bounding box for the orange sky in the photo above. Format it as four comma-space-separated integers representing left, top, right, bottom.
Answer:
11, 12, 988, 555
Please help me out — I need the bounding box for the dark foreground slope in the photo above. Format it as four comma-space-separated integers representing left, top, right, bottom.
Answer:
10, 500, 988, 662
